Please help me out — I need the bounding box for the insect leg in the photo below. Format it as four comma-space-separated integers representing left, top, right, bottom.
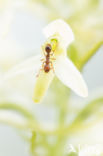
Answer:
36, 61, 45, 77
36, 69, 42, 77
40, 58, 45, 61
50, 61, 55, 73
50, 52, 56, 61
50, 52, 54, 56
51, 57, 56, 61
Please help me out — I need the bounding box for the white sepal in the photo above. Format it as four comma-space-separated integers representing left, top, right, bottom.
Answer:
43, 19, 74, 48
5, 55, 41, 79
54, 56, 88, 97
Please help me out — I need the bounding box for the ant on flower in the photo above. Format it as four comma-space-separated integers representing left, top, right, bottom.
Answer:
37, 41, 57, 77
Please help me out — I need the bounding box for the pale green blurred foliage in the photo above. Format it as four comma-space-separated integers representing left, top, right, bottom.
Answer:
0, 0, 103, 156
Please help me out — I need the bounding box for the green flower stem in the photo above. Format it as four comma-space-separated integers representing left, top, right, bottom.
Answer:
77, 41, 103, 70
0, 103, 34, 119
60, 96, 103, 135
26, 97, 103, 137
27, 96, 103, 136
0, 103, 39, 132
31, 96, 103, 155
1, 93, 103, 154
0, 103, 56, 135
30, 131, 37, 155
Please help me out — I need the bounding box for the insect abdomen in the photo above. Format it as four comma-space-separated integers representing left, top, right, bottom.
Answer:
44, 64, 50, 73
44, 55, 50, 73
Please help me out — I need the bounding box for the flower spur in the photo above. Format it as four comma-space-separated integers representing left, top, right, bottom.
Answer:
5, 19, 88, 103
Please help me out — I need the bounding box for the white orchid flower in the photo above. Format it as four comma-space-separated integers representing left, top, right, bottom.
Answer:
5, 19, 88, 103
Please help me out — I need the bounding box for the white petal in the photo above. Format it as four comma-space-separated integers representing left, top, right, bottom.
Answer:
5, 55, 41, 79
43, 19, 74, 47
54, 56, 88, 97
